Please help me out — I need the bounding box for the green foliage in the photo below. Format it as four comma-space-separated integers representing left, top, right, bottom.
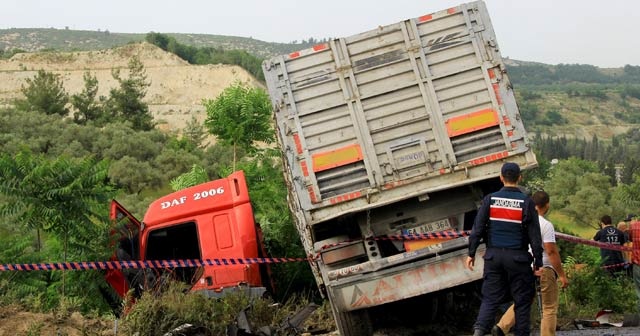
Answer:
71, 71, 103, 125
519, 89, 542, 100
153, 147, 202, 183
204, 82, 275, 169
562, 262, 635, 315
620, 85, 640, 100
0, 150, 115, 259
146, 32, 266, 81
201, 144, 244, 180
611, 174, 640, 215
543, 158, 620, 228
0, 107, 77, 156
508, 63, 640, 86
182, 115, 207, 149
541, 109, 567, 125
108, 156, 162, 194
565, 183, 610, 227
170, 164, 209, 191
518, 101, 540, 125
521, 149, 550, 191
508, 64, 557, 85
544, 158, 598, 207
105, 56, 154, 131
0, 47, 26, 59
16, 69, 69, 116
532, 135, 625, 167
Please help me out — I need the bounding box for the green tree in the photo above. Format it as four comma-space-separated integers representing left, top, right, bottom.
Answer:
16, 69, 69, 116
621, 157, 638, 185
564, 173, 612, 228
183, 115, 207, 149
71, 71, 103, 125
108, 155, 162, 194
170, 164, 209, 191
107, 56, 154, 131
203, 82, 274, 170
0, 150, 114, 294
153, 147, 201, 183
545, 158, 599, 208
611, 173, 640, 215
145, 32, 170, 50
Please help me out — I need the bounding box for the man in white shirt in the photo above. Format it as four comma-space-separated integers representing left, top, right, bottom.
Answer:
493, 191, 569, 336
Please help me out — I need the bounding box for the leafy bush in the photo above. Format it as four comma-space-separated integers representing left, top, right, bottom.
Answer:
620, 85, 640, 100
561, 262, 635, 316
541, 110, 566, 125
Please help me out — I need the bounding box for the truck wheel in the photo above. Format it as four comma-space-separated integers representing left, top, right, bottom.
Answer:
337, 309, 373, 336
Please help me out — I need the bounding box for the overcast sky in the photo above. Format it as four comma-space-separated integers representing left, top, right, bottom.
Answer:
2, 0, 637, 68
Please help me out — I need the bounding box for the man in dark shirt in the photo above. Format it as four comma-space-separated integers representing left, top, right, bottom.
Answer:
594, 215, 626, 275
466, 162, 543, 336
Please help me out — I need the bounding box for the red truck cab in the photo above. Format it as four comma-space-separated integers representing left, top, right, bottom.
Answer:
106, 171, 271, 299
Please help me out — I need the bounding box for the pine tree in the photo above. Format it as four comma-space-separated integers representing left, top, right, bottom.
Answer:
107, 56, 153, 131
71, 71, 103, 125
16, 70, 69, 116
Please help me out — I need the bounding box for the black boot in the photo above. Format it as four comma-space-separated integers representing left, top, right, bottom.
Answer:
473, 329, 486, 336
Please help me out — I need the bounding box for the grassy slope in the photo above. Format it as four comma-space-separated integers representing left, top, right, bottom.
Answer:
549, 212, 596, 238
517, 89, 640, 139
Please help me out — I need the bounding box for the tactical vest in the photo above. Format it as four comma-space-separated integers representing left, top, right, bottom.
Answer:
487, 189, 528, 249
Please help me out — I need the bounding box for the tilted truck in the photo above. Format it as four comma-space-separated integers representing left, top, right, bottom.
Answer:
104, 171, 272, 303
262, 1, 536, 334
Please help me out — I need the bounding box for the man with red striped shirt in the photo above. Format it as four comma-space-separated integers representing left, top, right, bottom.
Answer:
630, 215, 640, 313
466, 162, 543, 336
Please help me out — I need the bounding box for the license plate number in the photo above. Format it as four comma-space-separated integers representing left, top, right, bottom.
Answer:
403, 218, 452, 234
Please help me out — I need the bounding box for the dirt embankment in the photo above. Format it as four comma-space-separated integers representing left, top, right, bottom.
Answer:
0, 304, 114, 336
0, 42, 263, 133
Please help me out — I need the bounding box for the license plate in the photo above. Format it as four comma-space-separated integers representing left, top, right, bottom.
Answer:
402, 218, 452, 235
401, 219, 454, 252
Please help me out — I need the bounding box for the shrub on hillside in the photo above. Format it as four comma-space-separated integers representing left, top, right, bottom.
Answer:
561, 262, 635, 316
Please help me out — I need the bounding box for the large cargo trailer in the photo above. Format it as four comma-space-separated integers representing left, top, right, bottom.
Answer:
263, 1, 536, 334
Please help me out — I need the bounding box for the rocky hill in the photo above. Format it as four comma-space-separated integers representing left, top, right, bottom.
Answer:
0, 42, 262, 133
0, 28, 318, 59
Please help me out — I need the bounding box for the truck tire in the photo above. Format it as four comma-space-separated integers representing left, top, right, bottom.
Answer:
336, 309, 373, 336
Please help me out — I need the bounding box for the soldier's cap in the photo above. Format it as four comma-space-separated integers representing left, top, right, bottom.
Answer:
501, 162, 521, 178
624, 214, 636, 222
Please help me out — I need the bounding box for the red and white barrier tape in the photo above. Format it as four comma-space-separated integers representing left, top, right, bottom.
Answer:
0, 230, 632, 272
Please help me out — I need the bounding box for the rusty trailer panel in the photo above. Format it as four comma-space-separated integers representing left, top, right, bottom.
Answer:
331, 247, 485, 311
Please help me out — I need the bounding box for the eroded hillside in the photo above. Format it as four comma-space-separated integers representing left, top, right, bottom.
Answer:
0, 42, 262, 133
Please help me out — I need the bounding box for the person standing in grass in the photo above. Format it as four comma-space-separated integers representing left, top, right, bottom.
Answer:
594, 215, 626, 275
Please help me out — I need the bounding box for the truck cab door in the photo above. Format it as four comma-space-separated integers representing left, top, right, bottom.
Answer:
104, 199, 142, 299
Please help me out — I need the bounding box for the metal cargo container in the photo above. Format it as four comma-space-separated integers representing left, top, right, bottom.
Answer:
263, 1, 536, 334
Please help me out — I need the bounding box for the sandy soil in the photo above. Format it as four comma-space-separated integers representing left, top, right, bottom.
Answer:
0, 42, 263, 134
0, 305, 115, 336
